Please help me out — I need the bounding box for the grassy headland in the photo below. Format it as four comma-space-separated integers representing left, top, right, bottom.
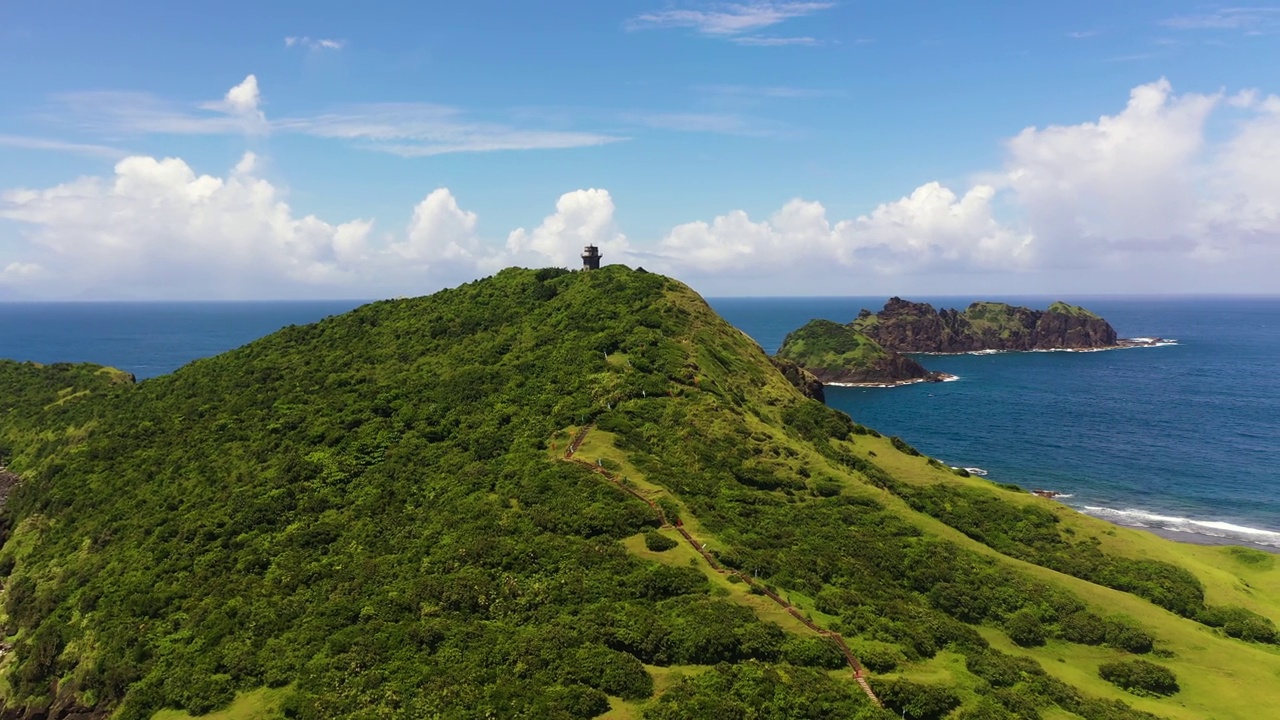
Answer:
0, 267, 1273, 720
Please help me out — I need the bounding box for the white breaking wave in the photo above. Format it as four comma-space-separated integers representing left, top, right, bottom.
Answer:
827, 374, 960, 389
952, 340, 1179, 356
1080, 506, 1280, 548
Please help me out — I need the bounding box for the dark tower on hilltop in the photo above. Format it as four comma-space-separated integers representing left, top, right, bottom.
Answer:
581, 244, 602, 270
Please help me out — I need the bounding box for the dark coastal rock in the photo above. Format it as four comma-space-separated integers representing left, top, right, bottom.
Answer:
770, 356, 826, 403
0, 470, 19, 511
853, 298, 1119, 353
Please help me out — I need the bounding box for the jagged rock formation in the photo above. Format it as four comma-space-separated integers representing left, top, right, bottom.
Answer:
769, 356, 826, 402
852, 298, 1119, 353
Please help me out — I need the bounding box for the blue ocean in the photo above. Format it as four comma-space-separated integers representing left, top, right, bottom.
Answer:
713, 297, 1280, 550
1, 297, 1277, 549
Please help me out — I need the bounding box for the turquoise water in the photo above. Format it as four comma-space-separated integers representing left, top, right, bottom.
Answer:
712, 297, 1280, 549
0, 297, 1276, 548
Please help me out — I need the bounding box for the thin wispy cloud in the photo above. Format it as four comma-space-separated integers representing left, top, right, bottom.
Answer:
731, 35, 819, 46
1067, 29, 1104, 39
44, 83, 624, 158
285, 36, 347, 50
626, 2, 833, 44
50, 90, 260, 136
0, 134, 127, 159
1160, 7, 1280, 33
276, 104, 624, 156
624, 111, 789, 138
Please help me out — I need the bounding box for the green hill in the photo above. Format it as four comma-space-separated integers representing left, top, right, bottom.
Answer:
0, 267, 1276, 720
776, 319, 940, 386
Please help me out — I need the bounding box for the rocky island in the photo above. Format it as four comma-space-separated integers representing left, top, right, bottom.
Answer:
778, 298, 1169, 386
776, 319, 954, 387
854, 297, 1134, 353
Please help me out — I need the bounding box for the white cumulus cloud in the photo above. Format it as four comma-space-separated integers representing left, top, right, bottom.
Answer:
0, 153, 373, 297
391, 188, 485, 265
658, 183, 1030, 276
656, 78, 1280, 287
506, 189, 630, 267
1002, 78, 1280, 265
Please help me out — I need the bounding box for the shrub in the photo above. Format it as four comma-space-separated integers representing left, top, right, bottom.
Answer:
1098, 659, 1179, 696
890, 436, 922, 457
644, 531, 678, 552
1059, 611, 1107, 646
656, 497, 681, 524
567, 645, 654, 700
810, 479, 842, 498
964, 649, 1043, 688
779, 636, 845, 669
850, 640, 908, 673
1004, 609, 1046, 647
954, 696, 1023, 720
872, 679, 961, 720
1198, 605, 1280, 644
1103, 616, 1153, 654
552, 684, 612, 718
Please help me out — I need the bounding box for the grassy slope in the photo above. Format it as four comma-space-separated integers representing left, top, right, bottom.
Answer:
860, 434, 1280, 719
570, 421, 1280, 719
150, 688, 292, 720
1047, 302, 1103, 319
573, 297, 1280, 720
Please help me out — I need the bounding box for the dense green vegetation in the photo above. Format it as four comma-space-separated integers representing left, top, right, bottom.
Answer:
774, 319, 929, 384
0, 266, 1276, 720
1098, 660, 1179, 697
888, 483, 1279, 641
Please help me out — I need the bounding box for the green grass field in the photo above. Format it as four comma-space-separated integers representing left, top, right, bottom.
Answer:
847, 433, 1280, 720
151, 687, 291, 720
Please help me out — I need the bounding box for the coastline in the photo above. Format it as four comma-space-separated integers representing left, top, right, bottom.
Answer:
1069, 502, 1280, 553
1132, 525, 1280, 554
827, 373, 960, 389
912, 338, 1178, 356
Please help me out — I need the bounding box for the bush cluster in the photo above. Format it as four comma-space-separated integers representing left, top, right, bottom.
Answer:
1098, 659, 1180, 696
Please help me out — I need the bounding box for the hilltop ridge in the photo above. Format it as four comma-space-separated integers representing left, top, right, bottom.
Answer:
0, 267, 1275, 720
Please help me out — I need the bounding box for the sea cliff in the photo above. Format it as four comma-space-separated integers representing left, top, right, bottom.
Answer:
852, 298, 1120, 353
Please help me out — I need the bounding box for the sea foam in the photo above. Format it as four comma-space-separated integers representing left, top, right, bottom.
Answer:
1080, 506, 1280, 548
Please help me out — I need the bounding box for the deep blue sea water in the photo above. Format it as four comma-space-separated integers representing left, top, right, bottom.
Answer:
0, 301, 363, 379
1, 297, 1277, 549
712, 297, 1280, 549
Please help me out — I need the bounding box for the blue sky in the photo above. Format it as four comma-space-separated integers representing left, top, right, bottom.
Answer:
1, 1, 1278, 299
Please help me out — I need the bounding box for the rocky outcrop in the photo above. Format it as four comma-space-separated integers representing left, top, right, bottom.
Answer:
0, 469, 19, 511
770, 357, 826, 403
852, 298, 1118, 353
776, 319, 948, 386
817, 352, 937, 386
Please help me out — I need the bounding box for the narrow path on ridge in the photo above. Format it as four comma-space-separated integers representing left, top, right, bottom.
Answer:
560, 424, 883, 708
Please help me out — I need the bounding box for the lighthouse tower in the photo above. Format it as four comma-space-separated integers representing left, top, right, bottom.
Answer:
581, 245, 602, 270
